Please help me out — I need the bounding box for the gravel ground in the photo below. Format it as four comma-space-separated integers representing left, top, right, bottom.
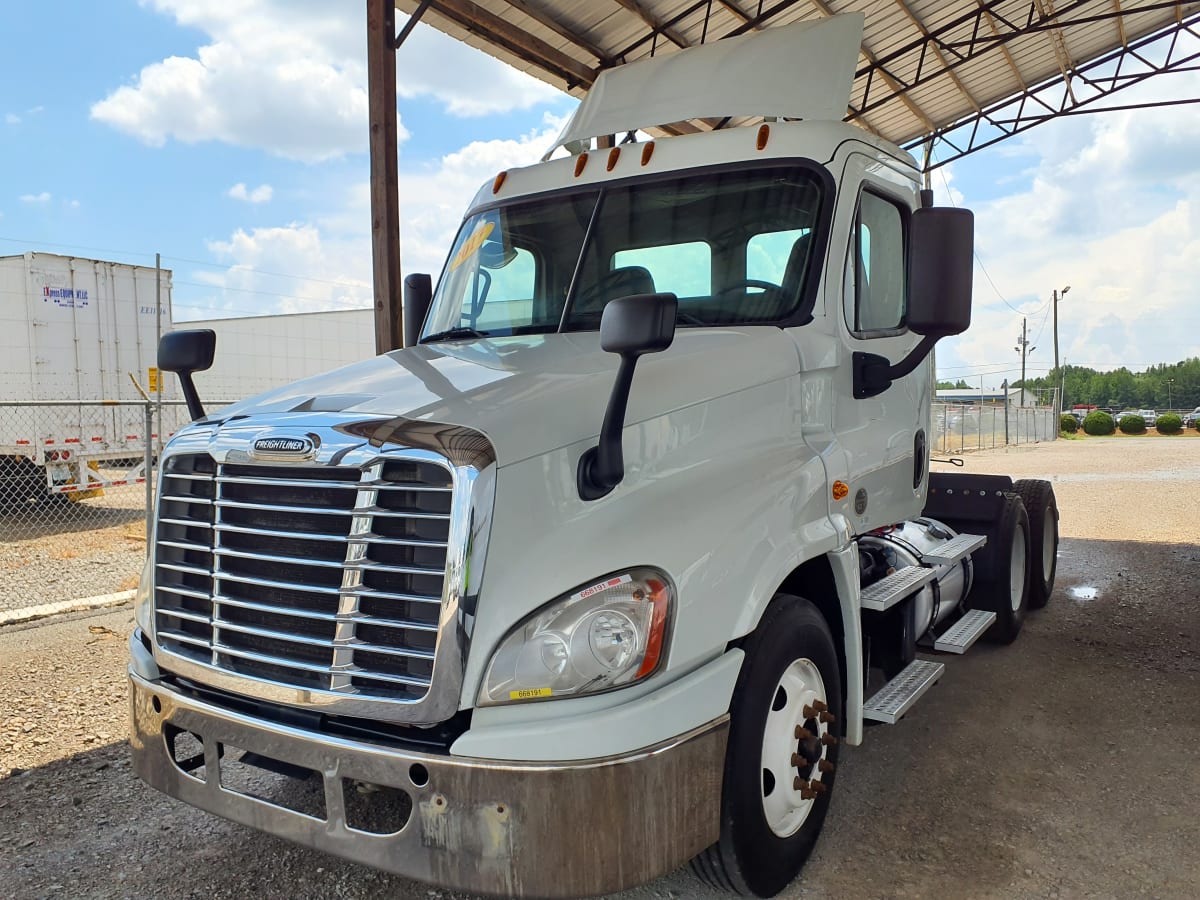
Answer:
0, 485, 147, 612
2, 436, 1198, 899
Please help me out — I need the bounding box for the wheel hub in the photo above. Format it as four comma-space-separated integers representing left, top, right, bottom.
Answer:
760, 658, 834, 837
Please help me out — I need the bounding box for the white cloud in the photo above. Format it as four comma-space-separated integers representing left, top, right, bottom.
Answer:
228, 182, 273, 204
20, 192, 51, 204
938, 76, 1200, 380
4, 113, 19, 125
180, 118, 563, 320
91, 0, 563, 161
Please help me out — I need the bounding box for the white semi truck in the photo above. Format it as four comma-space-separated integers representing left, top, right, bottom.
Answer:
129, 16, 1059, 898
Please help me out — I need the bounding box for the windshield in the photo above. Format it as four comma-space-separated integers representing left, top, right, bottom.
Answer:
421, 165, 825, 341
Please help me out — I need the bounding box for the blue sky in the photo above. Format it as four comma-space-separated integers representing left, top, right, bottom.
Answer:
2, 0, 1198, 386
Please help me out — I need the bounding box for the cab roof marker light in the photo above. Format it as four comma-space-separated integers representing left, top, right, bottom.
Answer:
492, 171, 508, 194
641, 142, 655, 166
757, 123, 771, 151
606, 147, 621, 171
574, 152, 589, 177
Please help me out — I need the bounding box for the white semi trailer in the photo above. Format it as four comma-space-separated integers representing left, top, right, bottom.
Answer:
0, 250, 372, 504
129, 16, 1059, 898
0, 252, 174, 501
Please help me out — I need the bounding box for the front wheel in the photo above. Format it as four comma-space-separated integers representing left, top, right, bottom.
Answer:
691, 594, 842, 897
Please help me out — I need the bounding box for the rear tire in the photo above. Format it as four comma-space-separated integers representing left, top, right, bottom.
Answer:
970, 493, 1030, 644
1012, 479, 1058, 609
691, 594, 842, 897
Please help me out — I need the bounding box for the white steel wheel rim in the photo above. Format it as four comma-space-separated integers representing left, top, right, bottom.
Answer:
1010, 525, 1027, 612
760, 658, 828, 838
1041, 506, 1055, 576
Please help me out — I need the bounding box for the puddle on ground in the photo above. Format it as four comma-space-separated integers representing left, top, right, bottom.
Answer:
1067, 585, 1098, 603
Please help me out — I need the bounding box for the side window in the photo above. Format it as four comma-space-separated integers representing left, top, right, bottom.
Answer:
853, 191, 907, 333
613, 241, 711, 298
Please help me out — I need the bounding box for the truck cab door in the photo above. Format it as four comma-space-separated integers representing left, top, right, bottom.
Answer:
830, 153, 930, 532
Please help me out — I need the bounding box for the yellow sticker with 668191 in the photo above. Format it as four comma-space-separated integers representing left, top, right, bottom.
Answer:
509, 687, 552, 701
449, 221, 495, 271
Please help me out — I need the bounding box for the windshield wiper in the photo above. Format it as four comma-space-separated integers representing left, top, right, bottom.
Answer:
419, 327, 491, 344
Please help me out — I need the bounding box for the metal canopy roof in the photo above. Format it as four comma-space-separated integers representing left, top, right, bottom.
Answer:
394, 0, 1200, 167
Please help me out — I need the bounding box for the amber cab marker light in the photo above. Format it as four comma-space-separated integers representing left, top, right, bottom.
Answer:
607, 147, 621, 171
574, 152, 589, 177
491, 171, 507, 194
832, 481, 849, 501
641, 141, 655, 166
757, 124, 771, 151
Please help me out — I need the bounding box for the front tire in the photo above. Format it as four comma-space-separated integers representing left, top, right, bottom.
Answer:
692, 594, 842, 897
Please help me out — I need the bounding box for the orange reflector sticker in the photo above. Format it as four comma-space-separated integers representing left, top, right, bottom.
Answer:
832, 481, 849, 501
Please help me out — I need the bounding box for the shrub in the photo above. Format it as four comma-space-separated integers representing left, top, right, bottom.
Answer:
1156, 412, 1183, 434
1118, 414, 1146, 434
1083, 411, 1115, 435
1060, 413, 1079, 434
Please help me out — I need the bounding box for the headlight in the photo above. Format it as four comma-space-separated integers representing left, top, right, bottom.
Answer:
479, 567, 673, 706
133, 556, 154, 637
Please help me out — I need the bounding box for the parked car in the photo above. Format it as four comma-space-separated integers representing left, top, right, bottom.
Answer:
1183, 407, 1200, 428
1138, 409, 1158, 427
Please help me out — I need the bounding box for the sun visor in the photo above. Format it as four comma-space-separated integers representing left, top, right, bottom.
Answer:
546, 13, 864, 159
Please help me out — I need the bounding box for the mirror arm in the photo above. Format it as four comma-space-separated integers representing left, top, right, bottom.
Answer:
577, 354, 638, 501
178, 374, 206, 422
853, 334, 938, 400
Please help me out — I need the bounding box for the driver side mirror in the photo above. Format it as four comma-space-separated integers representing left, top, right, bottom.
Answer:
908, 207, 973, 337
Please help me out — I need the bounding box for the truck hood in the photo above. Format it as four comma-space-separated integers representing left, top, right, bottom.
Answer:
208, 328, 801, 467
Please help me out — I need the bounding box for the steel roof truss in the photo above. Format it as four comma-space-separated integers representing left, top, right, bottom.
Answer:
914, 11, 1200, 166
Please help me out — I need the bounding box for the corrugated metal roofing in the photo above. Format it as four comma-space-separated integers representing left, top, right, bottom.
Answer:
395, 0, 1200, 162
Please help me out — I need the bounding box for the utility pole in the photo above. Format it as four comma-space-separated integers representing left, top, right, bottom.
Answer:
1015, 318, 1036, 406
1052, 284, 1070, 373
1167, 378, 1174, 411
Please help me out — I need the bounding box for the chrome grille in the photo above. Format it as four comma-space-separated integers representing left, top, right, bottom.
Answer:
153, 453, 453, 702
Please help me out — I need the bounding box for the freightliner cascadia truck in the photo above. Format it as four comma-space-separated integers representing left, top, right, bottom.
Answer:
129, 16, 1059, 898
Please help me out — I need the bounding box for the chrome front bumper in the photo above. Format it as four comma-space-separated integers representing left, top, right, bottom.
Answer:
129, 669, 728, 898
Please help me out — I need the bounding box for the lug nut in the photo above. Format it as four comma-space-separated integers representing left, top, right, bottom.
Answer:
800, 788, 817, 800
790, 753, 803, 767
811, 699, 828, 713
793, 776, 806, 790
818, 759, 835, 774
820, 733, 838, 747
819, 711, 836, 724
795, 726, 812, 740
802, 704, 817, 718
810, 781, 827, 794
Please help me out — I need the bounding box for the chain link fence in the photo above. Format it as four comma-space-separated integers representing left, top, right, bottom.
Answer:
932, 401, 1060, 453
0, 400, 204, 614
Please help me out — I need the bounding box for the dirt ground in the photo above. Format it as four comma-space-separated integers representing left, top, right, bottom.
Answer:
1, 437, 1198, 900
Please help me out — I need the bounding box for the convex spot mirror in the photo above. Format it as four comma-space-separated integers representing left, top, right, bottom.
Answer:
158, 329, 216, 374
158, 329, 216, 421
907, 207, 973, 338
599, 292, 678, 356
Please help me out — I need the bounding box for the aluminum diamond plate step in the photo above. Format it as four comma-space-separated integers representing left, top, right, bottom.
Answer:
921, 532, 986, 565
860, 566, 936, 612
862, 659, 945, 724
933, 608, 996, 654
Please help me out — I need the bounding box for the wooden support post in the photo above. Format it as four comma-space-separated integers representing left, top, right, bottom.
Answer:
367, 0, 402, 354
